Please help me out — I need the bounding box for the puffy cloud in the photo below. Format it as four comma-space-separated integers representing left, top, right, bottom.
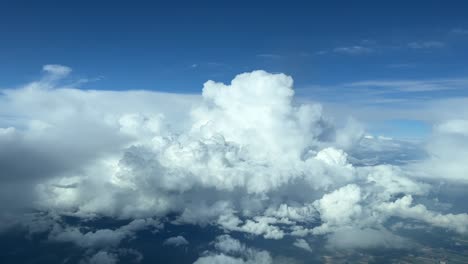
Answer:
408, 119, 468, 184
1, 65, 468, 262
23, 69, 363, 226
313, 184, 362, 233
364, 165, 429, 199
378, 195, 468, 234
237, 217, 285, 239
214, 235, 246, 254
194, 235, 272, 264
0, 69, 199, 217
192, 70, 334, 163
163, 235, 189, 247
264, 203, 316, 223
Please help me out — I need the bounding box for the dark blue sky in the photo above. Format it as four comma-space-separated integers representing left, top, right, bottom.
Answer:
1, 0, 468, 97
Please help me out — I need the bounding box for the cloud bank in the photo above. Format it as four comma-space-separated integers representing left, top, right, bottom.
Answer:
1, 66, 467, 263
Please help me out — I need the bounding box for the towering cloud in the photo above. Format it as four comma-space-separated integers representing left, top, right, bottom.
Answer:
1, 66, 467, 263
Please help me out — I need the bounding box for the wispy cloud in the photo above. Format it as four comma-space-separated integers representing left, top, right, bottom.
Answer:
333, 46, 373, 55
451, 28, 468, 35
348, 78, 468, 92
297, 78, 468, 108
256, 53, 282, 59
42, 64, 72, 80
316, 39, 376, 56
407, 41, 445, 49
317, 38, 447, 56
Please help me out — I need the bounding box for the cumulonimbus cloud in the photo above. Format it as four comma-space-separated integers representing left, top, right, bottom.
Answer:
1, 66, 467, 263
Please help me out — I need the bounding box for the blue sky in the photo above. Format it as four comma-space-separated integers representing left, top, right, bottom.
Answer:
1, 0, 468, 138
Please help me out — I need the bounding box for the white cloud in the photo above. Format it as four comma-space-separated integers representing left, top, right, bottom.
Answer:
264, 203, 316, 223
43, 64, 72, 77
2, 65, 468, 259
293, 238, 312, 252
194, 254, 247, 264
0, 72, 199, 216
238, 217, 285, 239
194, 235, 273, 264
214, 235, 245, 254
365, 165, 429, 199
333, 46, 373, 55
312, 184, 362, 234
348, 78, 468, 92
315, 147, 350, 167
378, 195, 468, 234
164, 235, 189, 247
407, 119, 468, 184
436, 119, 468, 136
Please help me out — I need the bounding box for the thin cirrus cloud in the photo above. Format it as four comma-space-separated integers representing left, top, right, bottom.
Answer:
1, 65, 468, 263
407, 41, 445, 49
315, 45, 374, 56
256, 53, 283, 59
316, 38, 449, 57
347, 78, 468, 92
297, 77, 468, 110
451, 27, 468, 35
333, 45, 374, 55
